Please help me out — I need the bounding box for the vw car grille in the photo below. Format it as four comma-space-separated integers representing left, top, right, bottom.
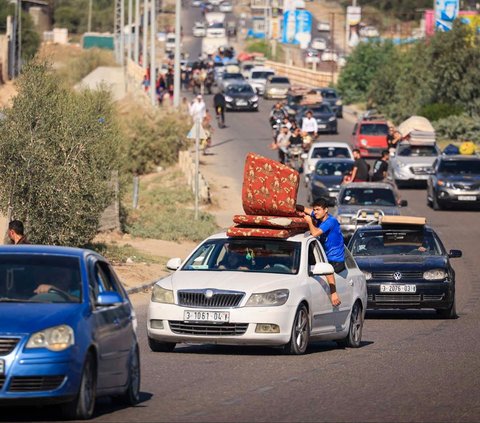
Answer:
178, 290, 245, 308
0, 338, 20, 356
169, 321, 248, 336
372, 271, 423, 280
8, 376, 65, 392
375, 295, 421, 302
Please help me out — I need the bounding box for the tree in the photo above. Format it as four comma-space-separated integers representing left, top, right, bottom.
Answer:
0, 60, 122, 246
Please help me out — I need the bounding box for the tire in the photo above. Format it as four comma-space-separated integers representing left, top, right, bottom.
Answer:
432, 194, 442, 211
283, 304, 310, 355
61, 352, 96, 420
115, 345, 141, 405
436, 298, 457, 319
394, 179, 403, 189
148, 337, 176, 352
337, 301, 363, 348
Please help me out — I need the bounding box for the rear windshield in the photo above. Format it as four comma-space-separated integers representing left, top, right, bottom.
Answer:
315, 161, 353, 176
397, 145, 438, 157
312, 147, 351, 159
226, 84, 254, 94
270, 77, 290, 84
310, 105, 332, 114
321, 91, 338, 99
438, 160, 480, 174
340, 188, 397, 207
359, 123, 389, 136
251, 71, 274, 79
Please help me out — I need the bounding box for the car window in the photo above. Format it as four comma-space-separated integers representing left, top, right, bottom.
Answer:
223, 73, 244, 80
227, 84, 254, 94
94, 261, 123, 295
438, 160, 480, 175
352, 123, 358, 135
397, 145, 438, 157
350, 230, 443, 256
312, 147, 351, 159
310, 105, 332, 114
340, 188, 397, 206
359, 123, 389, 136
251, 71, 274, 79
307, 240, 326, 271
270, 77, 290, 84
315, 161, 353, 176
182, 239, 301, 275
322, 91, 337, 99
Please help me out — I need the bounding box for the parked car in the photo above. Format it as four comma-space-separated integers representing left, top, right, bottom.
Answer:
224, 82, 259, 111
317, 20, 331, 32
388, 141, 440, 188
192, 21, 206, 37
303, 141, 354, 185
348, 215, 462, 318
321, 49, 338, 62
264, 75, 291, 100
310, 37, 327, 51
315, 87, 343, 118
335, 182, 408, 240
192, 0, 202, 6
0, 245, 140, 419
427, 154, 480, 210
304, 48, 320, 64
219, 72, 245, 91
352, 118, 389, 158
147, 232, 367, 355
307, 158, 355, 205
296, 103, 338, 134
247, 67, 275, 95
219, 0, 233, 13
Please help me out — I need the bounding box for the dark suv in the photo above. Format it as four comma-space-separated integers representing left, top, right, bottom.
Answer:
315, 88, 343, 118
427, 154, 480, 210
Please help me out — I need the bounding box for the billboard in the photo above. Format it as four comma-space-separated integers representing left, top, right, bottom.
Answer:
435, 0, 459, 31
281, 9, 312, 48
346, 6, 361, 49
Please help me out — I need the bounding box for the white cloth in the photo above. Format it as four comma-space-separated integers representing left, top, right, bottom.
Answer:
301, 117, 318, 133
189, 100, 206, 122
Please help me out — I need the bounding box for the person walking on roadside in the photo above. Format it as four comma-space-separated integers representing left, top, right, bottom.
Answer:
8, 220, 30, 245
189, 95, 206, 123
371, 150, 390, 182
350, 148, 370, 182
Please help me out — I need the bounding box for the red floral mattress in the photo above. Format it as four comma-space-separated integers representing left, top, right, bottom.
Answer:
233, 214, 308, 229
226, 225, 305, 239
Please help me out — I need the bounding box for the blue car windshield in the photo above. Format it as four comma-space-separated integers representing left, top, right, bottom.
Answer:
438, 160, 480, 175
350, 230, 442, 256
0, 255, 82, 303
312, 147, 351, 159
182, 239, 301, 275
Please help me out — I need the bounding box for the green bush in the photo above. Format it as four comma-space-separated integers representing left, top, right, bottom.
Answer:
433, 114, 480, 143
0, 60, 122, 246
418, 103, 464, 122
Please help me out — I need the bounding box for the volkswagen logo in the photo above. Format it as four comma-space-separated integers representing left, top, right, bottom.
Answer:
393, 272, 402, 281
204, 289, 214, 299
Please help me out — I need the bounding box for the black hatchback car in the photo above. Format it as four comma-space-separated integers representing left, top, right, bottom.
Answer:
296, 104, 338, 134
224, 83, 259, 111
315, 88, 343, 118
427, 154, 480, 210
348, 216, 462, 318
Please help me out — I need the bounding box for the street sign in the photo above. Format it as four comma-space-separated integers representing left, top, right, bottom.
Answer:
435, 0, 459, 31
187, 122, 207, 140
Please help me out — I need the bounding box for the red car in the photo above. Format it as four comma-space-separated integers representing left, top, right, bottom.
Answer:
352, 119, 389, 158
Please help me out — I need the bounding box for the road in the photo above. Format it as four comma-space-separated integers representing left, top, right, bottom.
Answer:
4, 5, 480, 423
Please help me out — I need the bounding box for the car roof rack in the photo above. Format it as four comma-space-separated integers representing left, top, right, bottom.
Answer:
380, 216, 426, 226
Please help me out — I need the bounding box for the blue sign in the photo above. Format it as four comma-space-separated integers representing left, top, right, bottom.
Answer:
282, 10, 312, 46
435, 0, 459, 31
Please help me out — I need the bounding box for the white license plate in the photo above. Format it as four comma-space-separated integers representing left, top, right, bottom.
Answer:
318, 124, 326, 129
380, 284, 416, 293
0, 359, 4, 375
458, 196, 477, 201
184, 310, 230, 322
237, 100, 247, 106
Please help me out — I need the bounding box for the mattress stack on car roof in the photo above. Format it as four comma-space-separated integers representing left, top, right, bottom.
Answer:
227, 153, 308, 238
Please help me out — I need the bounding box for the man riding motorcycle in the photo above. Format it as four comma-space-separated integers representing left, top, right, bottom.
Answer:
213, 90, 226, 128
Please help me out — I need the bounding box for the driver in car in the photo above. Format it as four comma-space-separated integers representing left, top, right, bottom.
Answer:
34, 269, 81, 299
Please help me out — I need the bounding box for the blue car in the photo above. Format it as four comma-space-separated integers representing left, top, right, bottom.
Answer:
0, 245, 140, 419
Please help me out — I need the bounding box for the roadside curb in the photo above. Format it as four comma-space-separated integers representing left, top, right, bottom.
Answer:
126, 279, 158, 295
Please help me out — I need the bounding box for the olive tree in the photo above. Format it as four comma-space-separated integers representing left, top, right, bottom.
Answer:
0, 60, 122, 246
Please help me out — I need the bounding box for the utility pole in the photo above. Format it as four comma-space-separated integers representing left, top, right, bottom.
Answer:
88, 0, 92, 32
134, 0, 140, 63
330, 12, 335, 86
150, 0, 157, 107
128, 0, 133, 60
17, 0, 21, 74
120, 0, 125, 66
173, 0, 181, 108
143, 0, 148, 71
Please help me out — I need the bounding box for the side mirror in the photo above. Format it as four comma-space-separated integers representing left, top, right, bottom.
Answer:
96, 291, 123, 307
301, 153, 308, 160
312, 262, 334, 276
448, 249, 462, 258
166, 257, 182, 271
399, 200, 408, 207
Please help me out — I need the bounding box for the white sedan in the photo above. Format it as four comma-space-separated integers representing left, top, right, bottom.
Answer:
147, 231, 367, 355
192, 22, 206, 37
219, 1, 233, 12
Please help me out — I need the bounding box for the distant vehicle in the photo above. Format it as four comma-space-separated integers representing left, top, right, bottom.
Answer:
308, 158, 355, 205
206, 22, 227, 38
219, 72, 245, 91
224, 82, 259, 111
427, 154, 480, 210
315, 87, 343, 118
247, 67, 275, 95
296, 103, 338, 134
352, 119, 389, 158
304, 48, 320, 64
205, 12, 226, 26
310, 37, 327, 51
239, 61, 256, 78
337, 55, 347, 67
321, 49, 338, 62
349, 216, 462, 318
360, 25, 380, 38
264, 75, 291, 99
192, 21, 206, 37
335, 182, 408, 240
316, 20, 331, 32
192, 0, 202, 6
0, 246, 140, 419
201, 36, 228, 56
165, 32, 176, 52
219, 1, 233, 13
208, 0, 223, 5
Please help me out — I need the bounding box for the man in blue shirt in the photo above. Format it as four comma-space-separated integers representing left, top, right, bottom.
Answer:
298, 198, 345, 307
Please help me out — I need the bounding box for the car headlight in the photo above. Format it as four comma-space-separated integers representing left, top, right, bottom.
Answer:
312, 180, 326, 188
26, 325, 74, 352
339, 215, 352, 224
362, 271, 372, 280
225, 96, 233, 102
336, 99, 342, 106
397, 161, 407, 168
309, 164, 316, 172
328, 116, 336, 122
251, 95, 259, 102
360, 139, 368, 146
246, 289, 289, 307
437, 180, 451, 188
152, 285, 174, 303
423, 269, 447, 280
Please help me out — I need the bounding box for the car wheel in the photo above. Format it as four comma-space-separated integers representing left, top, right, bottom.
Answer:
432, 194, 442, 211
337, 301, 363, 348
148, 336, 176, 352
61, 351, 96, 420
283, 304, 310, 355
394, 179, 404, 189
436, 298, 457, 319
115, 345, 141, 405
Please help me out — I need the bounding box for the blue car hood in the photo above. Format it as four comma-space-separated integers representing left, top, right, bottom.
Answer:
354, 255, 448, 272
0, 303, 83, 335
312, 174, 343, 187
437, 173, 480, 183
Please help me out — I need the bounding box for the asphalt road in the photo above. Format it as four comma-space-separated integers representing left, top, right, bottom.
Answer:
4, 5, 480, 423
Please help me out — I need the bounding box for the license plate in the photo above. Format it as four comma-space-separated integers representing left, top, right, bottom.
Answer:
0, 359, 4, 375
318, 124, 326, 129
184, 310, 230, 322
237, 100, 247, 106
458, 196, 476, 201
380, 284, 416, 293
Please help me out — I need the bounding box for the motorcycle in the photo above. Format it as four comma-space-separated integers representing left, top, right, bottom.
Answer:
271, 118, 282, 142
286, 144, 304, 173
